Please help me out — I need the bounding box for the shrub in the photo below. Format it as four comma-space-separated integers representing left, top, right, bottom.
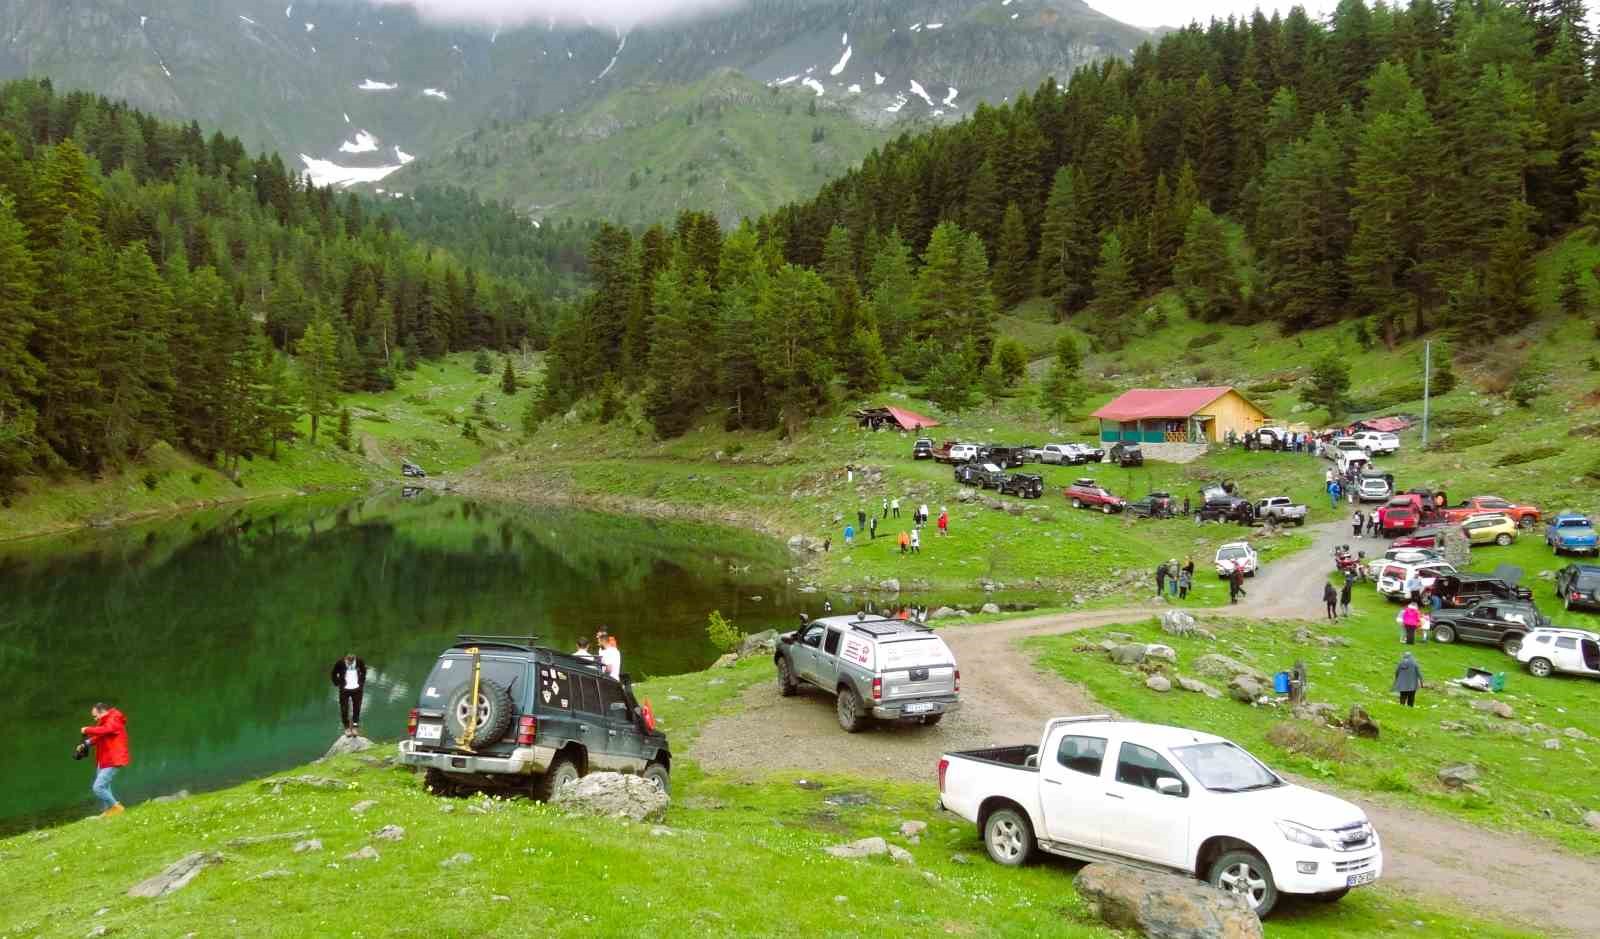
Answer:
1247, 378, 1291, 394
1192, 366, 1219, 383
1373, 768, 1414, 793
1497, 445, 1562, 467
1186, 330, 1224, 350
1426, 429, 1496, 452
1429, 407, 1479, 429
706, 610, 743, 653
142, 471, 161, 491
190, 471, 203, 485
1264, 722, 1349, 763
1569, 422, 1600, 439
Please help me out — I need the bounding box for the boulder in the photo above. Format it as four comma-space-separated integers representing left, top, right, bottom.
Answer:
1144, 644, 1177, 663
224, 830, 312, 849
1290, 702, 1341, 728
711, 653, 739, 669
899, 820, 928, 839
292, 839, 322, 854
1176, 676, 1222, 699
1194, 654, 1267, 684
878, 579, 902, 594
1565, 727, 1591, 741
1160, 610, 1198, 635
551, 772, 669, 823
738, 630, 778, 657
1110, 644, 1148, 665
1544, 738, 1562, 751
887, 844, 915, 864
262, 775, 348, 794
349, 800, 378, 815
1098, 640, 1121, 653
1345, 705, 1380, 739
1437, 764, 1480, 789
373, 825, 406, 842
930, 606, 959, 620
1074, 862, 1263, 939
439, 853, 474, 868
1146, 675, 1172, 693
1265, 722, 1348, 761
956, 487, 978, 503
1585, 811, 1600, 831
1470, 699, 1515, 719
1227, 675, 1264, 703
345, 846, 380, 861
149, 790, 190, 804
127, 852, 225, 898
824, 837, 888, 859
323, 735, 375, 759
980, 603, 1002, 615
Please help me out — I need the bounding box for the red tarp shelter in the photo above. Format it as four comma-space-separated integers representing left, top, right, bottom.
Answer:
855, 406, 939, 431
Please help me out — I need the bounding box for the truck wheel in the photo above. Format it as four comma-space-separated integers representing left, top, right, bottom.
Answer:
1101, 504, 1112, 514
1209, 850, 1279, 917
1518, 516, 1536, 530
1528, 657, 1553, 677
1294, 518, 1305, 527
537, 756, 581, 801
776, 657, 798, 697
1501, 634, 1524, 656
1495, 533, 1512, 546
836, 686, 867, 733
1432, 624, 1456, 644
1071, 498, 1083, 509
444, 678, 516, 749
642, 762, 671, 796
983, 807, 1035, 867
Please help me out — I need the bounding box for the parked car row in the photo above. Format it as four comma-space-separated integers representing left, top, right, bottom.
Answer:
919, 438, 1111, 466
954, 462, 1045, 499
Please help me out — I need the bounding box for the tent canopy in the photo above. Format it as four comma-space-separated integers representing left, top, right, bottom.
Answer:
854, 405, 939, 430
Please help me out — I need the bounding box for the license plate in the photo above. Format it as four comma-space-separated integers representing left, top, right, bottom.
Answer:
1346, 871, 1376, 887
416, 722, 443, 741
904, 702, 936, 715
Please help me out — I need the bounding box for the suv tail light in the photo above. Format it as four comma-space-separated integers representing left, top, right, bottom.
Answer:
1573, 592, 1583, 601
516, 715, 537, 746
938, 757, 949, 793
871, 677, 882, 701
954, 669, 961, 693
406, 708, 418, 737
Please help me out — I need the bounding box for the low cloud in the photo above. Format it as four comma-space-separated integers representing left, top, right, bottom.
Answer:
365, 0, 744, 30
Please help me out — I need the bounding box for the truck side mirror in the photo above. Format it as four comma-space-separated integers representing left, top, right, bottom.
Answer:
1156, 777, 1185, 797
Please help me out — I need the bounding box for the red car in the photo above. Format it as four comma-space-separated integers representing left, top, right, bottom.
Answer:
1440, 496, 1541, 530
1391, 526, 1455, 551
1064, 478, 1126, 514
1377, 498, 1420, 537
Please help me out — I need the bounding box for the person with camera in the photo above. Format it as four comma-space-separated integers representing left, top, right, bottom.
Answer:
330, 653, 368, 737
78, 702, 130, 817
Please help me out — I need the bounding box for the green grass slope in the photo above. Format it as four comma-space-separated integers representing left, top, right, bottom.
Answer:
0, 657, 1543, 939
386, 70, 906, 228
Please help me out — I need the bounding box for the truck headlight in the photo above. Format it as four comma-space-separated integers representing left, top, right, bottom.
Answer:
1275, 820, 1330, 849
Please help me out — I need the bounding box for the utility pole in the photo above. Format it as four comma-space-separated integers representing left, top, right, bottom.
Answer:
1421, 340, 1431, 448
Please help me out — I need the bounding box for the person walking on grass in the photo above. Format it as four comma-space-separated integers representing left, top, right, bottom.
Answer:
1178, 566, 1192, 600
937, 508, 948, 536
881, 497, 888, 519
870, 516, 878, 540
1166, 559, 1180, 597
1155, 561, 1168, 597
910, 528, 921, 554
82, 702, 130, 817
919, 503, 930, 527
891, 497, 900, 519
844, 523, 854, 547
1392, 652, 1422, 708
1340, 577, 1353, 617
898, 530, 910, 555
1399, 601, 1421, 644
1323, 582, 1338, 620
857, 507, 866, 531
1229, 565, 1247, 604
1352, 509, 1364, 537
331, 652, 368, 737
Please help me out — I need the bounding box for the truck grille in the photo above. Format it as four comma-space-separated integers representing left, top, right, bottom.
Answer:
1330, 821, 1375, 852
1334, 856, 1376, 874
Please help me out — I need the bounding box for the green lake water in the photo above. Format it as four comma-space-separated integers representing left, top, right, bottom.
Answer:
0, 491, 809, 831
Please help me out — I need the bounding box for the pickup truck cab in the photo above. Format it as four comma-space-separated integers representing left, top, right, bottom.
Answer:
1037, 443, 1081, 465
1327, 438, 1370, 461
939, 717, 1382, 917
398, 635, 671, 798
1197, 484, 1254, 525
1064, 479, 1125, 514
775, 615, 959, 731
1442, 496, 1540, 530
1254, 497, 1307, 527
1215, 542, 1258, 577
1546, 514, 1598, 556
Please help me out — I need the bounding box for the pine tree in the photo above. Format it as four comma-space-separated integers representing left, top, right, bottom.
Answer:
1173, 205, 1240, 321
843, 328, 890, 393
925, 350, 975, 414
1085, 232, 1138, 349
994, 338, 1028, 388
1559, 260, 1590, 315
257, 339, 300, 460
1036, 166, 1097, 315
335, 407, 352, 451
1038, 335, 1084, 420
295, 315, 340, 444
501, 357, 518, 395
1508, 351, 1552, 406
992, 202, 1031, 308
0, 195, 41, 498
473, 349, 493, 374
1304, 352, 1353, 419
644, 265, 718, 437
865, 230, 917, 356
981, 362, 1008, 405
754, 265, 834, 435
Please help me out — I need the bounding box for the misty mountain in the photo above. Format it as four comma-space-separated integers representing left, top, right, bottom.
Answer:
1, 0, 1148, 222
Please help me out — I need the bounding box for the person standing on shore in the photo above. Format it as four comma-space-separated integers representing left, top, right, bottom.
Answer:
1155, 561, 1168, 597
1352, 509, 1363, 537
330, 652, 368, 737
844, 523, 854, 546
81, 703, 130, 817
857, 507, 866, 531
898, 529, 910, 555
881, 497, 888, 519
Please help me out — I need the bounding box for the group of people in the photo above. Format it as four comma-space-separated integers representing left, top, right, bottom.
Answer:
574, 629, 623, 679
1320, 576, 1356, 620
1235, 428, 1333, 454
1154, 558, 1196, 600
842, 500, 948, 553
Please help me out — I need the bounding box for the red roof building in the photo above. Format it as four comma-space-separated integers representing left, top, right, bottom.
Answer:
1091, 386, 1268, 444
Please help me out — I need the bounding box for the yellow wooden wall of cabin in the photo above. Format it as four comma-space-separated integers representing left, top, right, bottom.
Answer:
1195, 390, 1269, 441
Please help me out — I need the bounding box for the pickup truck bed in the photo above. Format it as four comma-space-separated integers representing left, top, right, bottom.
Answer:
949, 745, 1038, 768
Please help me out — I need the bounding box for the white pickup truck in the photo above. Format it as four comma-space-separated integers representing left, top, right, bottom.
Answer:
938, 716, 1382, 917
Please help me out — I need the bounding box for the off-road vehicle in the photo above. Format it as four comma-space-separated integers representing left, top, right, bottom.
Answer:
998, 472, 1044, 499
398, 635, 671, 798
774, 615, 959, 732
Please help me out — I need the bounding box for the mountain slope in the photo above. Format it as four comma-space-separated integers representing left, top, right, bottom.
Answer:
1, 0, 1148, 222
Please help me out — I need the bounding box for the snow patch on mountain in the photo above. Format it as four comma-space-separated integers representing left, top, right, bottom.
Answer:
801, 77, 825, 96
829, 46, 851, 76
339, 130, 379, 153
299, 155, 402, 187
848, 83, 861, 94
926, 22, 944, 30
774, 74, 798, 86
594, 33, 626, 82
885, 93, 908, 113
909, 80, 935, 107
874, 71, 886, 86
343, 112, 350, 123
395, 146, 415, 165
842, 32, 848, 46
423, 88, 449, 100
943, 86, 958, 106
359, 79, 398, 90
238, 15, 256, 26
305, 22, 314, 32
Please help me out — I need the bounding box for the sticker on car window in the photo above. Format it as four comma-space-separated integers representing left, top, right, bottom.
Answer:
441, 660, 452, 670
425, 686, 438, 698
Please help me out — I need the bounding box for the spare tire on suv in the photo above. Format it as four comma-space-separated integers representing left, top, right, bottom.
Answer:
445, 678, 515, 749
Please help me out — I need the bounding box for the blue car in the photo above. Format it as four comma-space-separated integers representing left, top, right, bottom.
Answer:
1546, 513, 1599, 556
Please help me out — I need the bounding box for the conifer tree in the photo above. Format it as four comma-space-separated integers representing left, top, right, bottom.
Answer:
501, 357, 518, 395
1036, 166, 1097, 315
335, 407, 352, 452
1173, 205, 1239, 321
296, 315, 340, 444
1038, 335, 1084, 420
0, 196, 40, 498
993, 202, 1032, 308
1085, 233, 1137, 349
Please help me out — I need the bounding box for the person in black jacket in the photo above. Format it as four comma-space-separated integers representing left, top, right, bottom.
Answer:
330, 653, 368, 736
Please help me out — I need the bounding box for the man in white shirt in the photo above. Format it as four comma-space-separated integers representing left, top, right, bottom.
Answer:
1403, 571, 1423, 604
329, 653, 367, 736
599, 638, 621, 680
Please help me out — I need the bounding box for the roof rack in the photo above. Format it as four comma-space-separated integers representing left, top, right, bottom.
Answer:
453, 634, 542, 651
849, 619, 933, 638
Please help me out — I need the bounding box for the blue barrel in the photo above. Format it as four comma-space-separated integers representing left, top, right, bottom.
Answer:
1273, 671, 1291, 694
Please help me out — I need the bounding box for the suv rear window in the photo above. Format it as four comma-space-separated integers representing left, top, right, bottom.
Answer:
422, 655, 526, 707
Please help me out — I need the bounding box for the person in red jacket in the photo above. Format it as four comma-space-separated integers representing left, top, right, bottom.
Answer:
81, 703, 130, 817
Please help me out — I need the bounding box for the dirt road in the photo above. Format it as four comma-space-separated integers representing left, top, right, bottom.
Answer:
693, 522, 1600, 935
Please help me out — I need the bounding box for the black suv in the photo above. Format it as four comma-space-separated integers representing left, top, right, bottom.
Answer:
1555, 564, 1600, 611
1430, 600, 1549, 654
912, 438, 934, 460
1433, 571, 1533, 609
978, 446, 1027, 469
955, 462, 1006, 489
998, 472, 1044, 498
398, 635, 671, 798
1108, 442, 1144, 467
1197, 483, 1253, 524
